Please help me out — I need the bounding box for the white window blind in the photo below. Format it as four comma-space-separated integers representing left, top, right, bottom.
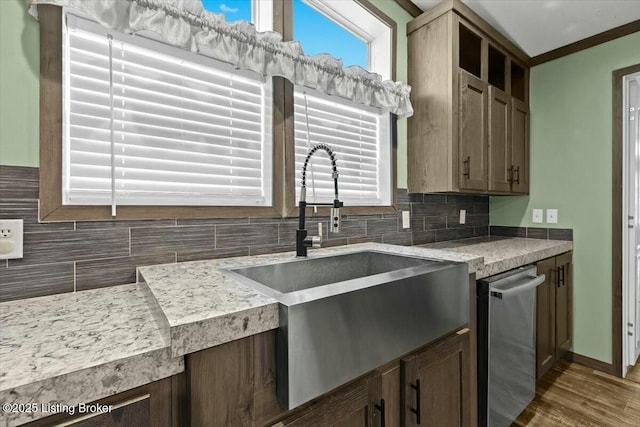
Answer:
294, 88, 392, 206
62, 13, 273, 208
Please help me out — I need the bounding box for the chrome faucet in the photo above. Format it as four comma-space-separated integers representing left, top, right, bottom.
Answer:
296, 144, 343, 257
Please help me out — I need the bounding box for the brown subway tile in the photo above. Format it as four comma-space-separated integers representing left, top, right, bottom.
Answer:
474, 226, 490, 237
76, 219, 175, 230
490, 226, 526, 238
382, 231, 412, 246
249, 243, 291, 256
447, 214, 489, 229
179, 217, 251, 226
424, 216, 447, 230
0, 262, 74, 302
0, 199, 74, 232
527, 227, 549, 240
0, 166, 39, 199
366, 218, 398, 236
9, 229, 130, 266
178, 247, 249, 262
410, 216, 425, 231
435, 227, 475, 242
217, 223, 278, 249
347, 235, 382, 245
549, 228, 573, 241
76, 254, 176, 291
412, 230, 436, 245
131, 225, 216, 255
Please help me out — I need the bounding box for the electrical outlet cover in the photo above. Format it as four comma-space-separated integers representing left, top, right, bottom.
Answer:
532, 209, 543, 224
459, 209, 466, 225
402, 211, 410, 229
546, 209, 558, 224
0, 219, 23, 259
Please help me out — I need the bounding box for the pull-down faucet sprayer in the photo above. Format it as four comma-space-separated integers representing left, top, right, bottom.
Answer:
296, 143, 343, 257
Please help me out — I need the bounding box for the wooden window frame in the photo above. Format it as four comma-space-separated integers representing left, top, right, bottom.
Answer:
280, 0, 399, 216
38, 5, 284, 221
38, 1, 398, 221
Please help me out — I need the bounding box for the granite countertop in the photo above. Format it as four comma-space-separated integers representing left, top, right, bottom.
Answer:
0, 283, 183, 426
0, 238, 571, 426
419, 236, 573, 278
138, 242, 484, 357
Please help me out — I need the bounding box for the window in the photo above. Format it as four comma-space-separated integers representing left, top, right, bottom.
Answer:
293, 0, 392, 79
289, 0, 396, 209
294, 88, 392, 206
63, 13, 273, 209
202, 0, 272, 32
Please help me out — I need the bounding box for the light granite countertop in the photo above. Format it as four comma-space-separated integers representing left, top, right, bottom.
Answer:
0, 238, 571, 426
138, 242, 484, 357
0, 283, 183, 426
419, 236, 573, 279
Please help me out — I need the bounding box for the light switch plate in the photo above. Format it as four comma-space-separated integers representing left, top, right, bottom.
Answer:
402, 211, 411, 229
459, 209, 466, 225
546, 209, 558, 224
0, 219, 23, 260
532, 209, 543, 224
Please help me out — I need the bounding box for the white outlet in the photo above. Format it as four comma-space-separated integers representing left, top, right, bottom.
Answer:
0, 219, 24, 260
402, 211, 411, 229
459, 209, 466, 225
546, 209, 558, 224
532, 209, 543, 224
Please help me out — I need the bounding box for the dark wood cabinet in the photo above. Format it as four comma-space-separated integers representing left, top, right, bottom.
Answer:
401, 329, 472, 427
407, 0, 530, 195
24, 379, 172, 427
186, 328, 473, 427
536, 252, 573, 379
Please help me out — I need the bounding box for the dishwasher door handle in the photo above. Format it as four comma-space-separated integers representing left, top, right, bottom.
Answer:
490, 274, 545, 299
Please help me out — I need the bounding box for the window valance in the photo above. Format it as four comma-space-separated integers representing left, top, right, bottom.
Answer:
27, 0, 413, 117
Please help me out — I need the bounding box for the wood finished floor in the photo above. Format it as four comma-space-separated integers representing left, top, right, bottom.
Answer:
513, 360, 640, 427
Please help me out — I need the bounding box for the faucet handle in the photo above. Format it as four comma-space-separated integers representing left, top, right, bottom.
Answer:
308, 235, 322, 248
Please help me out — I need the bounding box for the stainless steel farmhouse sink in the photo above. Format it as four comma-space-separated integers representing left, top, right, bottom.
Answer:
224, 250, 469, 409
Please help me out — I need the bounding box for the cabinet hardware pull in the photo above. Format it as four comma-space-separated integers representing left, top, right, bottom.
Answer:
463, 156, 470, 179
374, 398, 386, 427
507, 166, 514, 184
513, 166, 520, 184
410, 379, 421, 424
554, 267, 560, 288
561, 265, 566, 286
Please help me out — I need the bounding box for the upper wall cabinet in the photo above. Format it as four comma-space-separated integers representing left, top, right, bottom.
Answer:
407, 0, 530, 194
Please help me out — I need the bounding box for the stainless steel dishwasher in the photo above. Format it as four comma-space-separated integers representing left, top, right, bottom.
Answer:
477, 266, 545, 427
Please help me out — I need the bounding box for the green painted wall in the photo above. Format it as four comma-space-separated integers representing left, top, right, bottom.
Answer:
491, 32, 640, 364
0, 0, 40, 167
0, 0, 413, 187
369, 0, 413, 189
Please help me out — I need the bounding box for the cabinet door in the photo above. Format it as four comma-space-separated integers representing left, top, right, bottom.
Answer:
402, 330, 471, 427
459, 71, 488, 191
555, 252, 573, 358
535, 258, 557, 380
510, 98, 529, 194
25, 379, 172, 427
275, 377, 370, 427
488, 86, 511, 192
368, 363, 401, 427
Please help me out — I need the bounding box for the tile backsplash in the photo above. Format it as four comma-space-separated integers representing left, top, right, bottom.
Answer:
0, 165, 489, 302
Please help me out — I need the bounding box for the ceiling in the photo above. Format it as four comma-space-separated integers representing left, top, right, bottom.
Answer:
411, 0, 640, 57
